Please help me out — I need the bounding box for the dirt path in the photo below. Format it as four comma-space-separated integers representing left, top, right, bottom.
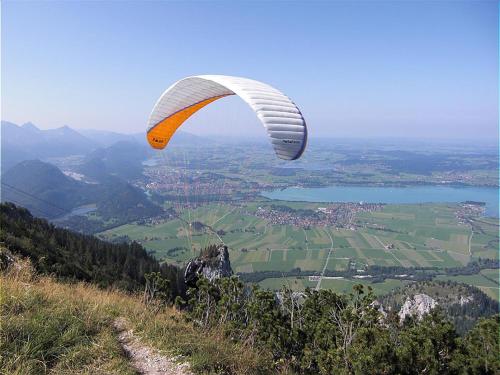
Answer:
114, 318, 192, 375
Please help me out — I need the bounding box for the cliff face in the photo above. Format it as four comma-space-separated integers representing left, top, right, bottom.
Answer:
184, 245, 233, 286
398, 294, 437, 321
379, 280, 496, 334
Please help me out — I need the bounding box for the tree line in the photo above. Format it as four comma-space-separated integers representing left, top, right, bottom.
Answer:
0, 202, 184, 295
238, 259, 499, 284
184, 276, 499, 374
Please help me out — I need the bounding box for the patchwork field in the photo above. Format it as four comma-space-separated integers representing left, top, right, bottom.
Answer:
98, 201, 499, 292
435, 273, 499, 301
258, 276, 410, 295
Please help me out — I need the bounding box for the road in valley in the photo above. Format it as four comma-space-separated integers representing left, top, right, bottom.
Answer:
315, 228, 334, 291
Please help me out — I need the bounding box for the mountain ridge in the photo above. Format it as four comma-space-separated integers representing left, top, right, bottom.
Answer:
1, 159, 162, 227
1, 121, 98, 172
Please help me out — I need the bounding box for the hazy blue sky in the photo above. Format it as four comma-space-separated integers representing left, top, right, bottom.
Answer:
2, 1, 498, 140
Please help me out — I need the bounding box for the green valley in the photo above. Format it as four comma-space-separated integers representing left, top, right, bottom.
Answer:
98, 200, 499, 297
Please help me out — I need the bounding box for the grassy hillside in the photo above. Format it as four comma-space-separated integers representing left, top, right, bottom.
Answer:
0, 260, 269, 374
0, 203, 269, 374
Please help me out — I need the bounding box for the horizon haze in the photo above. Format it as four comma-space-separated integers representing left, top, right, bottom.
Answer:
1, 1, 498, 141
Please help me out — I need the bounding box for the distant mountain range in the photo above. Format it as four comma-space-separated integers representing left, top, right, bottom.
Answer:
1, 121, 212, 174
78, 127, 211, 147
77, 128, 144, 147
77, 140, 150, 181
1, 121, 98, 172
0, 120, 219, 232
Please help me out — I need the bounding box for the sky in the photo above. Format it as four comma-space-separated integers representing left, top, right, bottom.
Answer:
1, 0, 498, 141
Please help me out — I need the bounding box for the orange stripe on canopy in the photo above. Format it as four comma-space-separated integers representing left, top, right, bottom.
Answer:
146, 94, 232, 150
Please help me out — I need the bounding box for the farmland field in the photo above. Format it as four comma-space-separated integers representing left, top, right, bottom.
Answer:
258, 276, 410, 295
98, 201, 498, 292
435, 273, 499, 301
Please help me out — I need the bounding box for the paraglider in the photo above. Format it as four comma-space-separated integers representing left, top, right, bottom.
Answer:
146, 75, 307, 160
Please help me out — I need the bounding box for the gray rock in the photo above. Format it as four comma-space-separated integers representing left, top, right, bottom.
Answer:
184, 245, 233, 286
0, 248, 15, 270
459, 295, 474, 306
398, 293, 437, 321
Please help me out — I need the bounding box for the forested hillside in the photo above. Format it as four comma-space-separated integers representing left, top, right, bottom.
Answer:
380, 280, 498, 334
1, 160, 91, 217
1, 160, 162, 230
78, 141, 149, 181
183, 276, 499, 374
0, 203, 182, 293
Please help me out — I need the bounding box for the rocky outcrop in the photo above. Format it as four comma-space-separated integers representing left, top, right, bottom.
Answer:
398, 294, 437, 321
184, 245, 233, 286
0, 248, 15, 270
371, 299, 388, 319
459, 295, 474, 306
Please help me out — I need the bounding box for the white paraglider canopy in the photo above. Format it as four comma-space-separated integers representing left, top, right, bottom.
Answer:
146, 75, 307, 160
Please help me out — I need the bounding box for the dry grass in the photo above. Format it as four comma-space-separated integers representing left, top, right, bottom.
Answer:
0, 262, 135, 375
1, 259, 272, 374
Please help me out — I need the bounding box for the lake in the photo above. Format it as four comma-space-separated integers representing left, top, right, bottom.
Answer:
262, 185, 499, 217
52, 204, 97, 222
